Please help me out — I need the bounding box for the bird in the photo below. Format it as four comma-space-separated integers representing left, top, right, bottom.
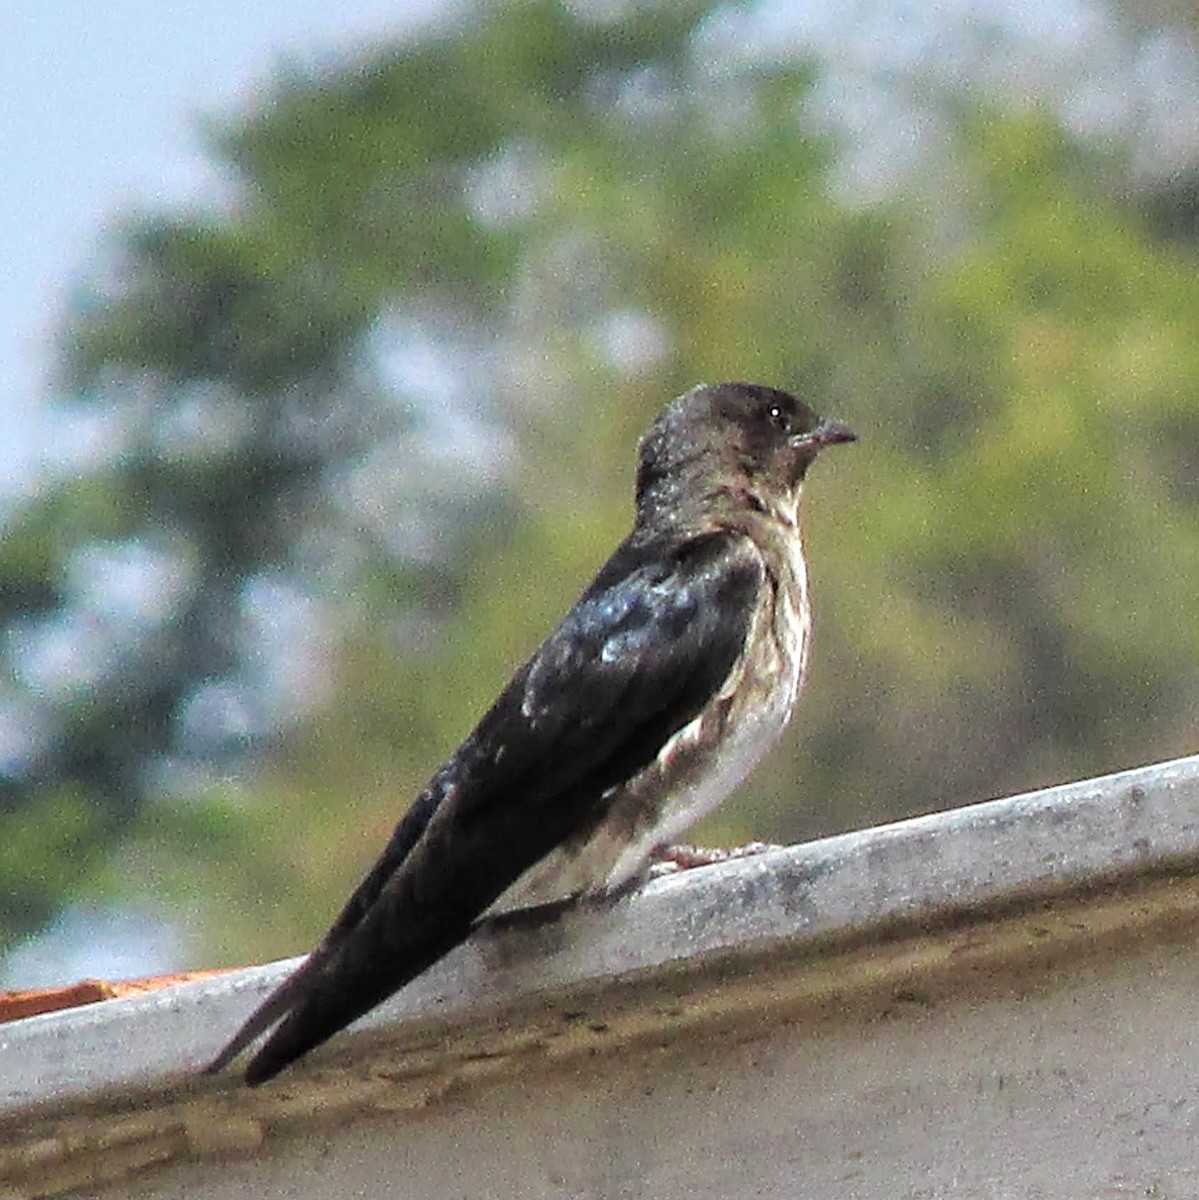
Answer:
206, 381, 855, 1085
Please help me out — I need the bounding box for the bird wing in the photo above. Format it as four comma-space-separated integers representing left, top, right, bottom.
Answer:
210, 528, 764, 1084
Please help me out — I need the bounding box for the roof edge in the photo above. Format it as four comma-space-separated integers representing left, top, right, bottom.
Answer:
2, 753, 1197, 1120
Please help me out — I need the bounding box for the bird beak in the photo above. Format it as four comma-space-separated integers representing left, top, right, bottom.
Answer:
795, 419, 857, 451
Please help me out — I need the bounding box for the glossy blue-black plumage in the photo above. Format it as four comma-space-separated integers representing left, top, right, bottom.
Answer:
207, 381, 854, 1085
213, 531, 761, 1084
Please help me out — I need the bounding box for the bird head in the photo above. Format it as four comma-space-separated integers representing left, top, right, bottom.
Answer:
635, 382, 856, 524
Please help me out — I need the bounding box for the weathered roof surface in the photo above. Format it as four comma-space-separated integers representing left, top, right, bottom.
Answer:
0, 970, 233, 1025
3, 753, 1198, 1197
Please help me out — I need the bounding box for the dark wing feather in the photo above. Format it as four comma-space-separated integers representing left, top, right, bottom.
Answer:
210, 529, 763, 1084
203, 791, 440, 1072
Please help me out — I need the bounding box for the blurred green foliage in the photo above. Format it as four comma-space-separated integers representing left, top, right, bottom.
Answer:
2, 0, 1198, 972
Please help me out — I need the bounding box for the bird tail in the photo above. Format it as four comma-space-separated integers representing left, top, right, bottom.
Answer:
204, 951, 331, 1077
241, 906, 476, 1085
205, 792, 451, 1081
204, 839, 501, 1084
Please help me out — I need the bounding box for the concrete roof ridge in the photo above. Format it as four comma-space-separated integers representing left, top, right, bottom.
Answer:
2, 753, 1197, 1118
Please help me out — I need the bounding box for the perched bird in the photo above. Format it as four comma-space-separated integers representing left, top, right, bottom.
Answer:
208, 381, 855, 1085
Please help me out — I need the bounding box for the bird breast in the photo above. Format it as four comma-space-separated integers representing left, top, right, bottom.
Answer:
598, 522, 811, 888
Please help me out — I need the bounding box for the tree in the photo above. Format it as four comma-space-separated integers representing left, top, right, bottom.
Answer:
4, 0, 1199, 971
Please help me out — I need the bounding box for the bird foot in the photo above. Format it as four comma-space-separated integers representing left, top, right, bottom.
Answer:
647, 841, 783, 877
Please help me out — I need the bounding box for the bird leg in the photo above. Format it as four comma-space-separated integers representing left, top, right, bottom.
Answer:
648, 841, 784, 877
483, 841, 789, 933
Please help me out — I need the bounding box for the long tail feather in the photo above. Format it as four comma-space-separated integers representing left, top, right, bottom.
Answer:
204, 951, 330, 1075
241, 908, 477, 1086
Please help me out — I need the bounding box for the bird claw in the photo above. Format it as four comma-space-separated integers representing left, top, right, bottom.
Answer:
648, 841, 784, 876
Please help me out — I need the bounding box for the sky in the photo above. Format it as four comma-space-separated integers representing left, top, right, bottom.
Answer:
0, 0, 454, 503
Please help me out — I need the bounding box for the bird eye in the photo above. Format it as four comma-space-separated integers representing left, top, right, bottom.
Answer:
767, 403, 791, 433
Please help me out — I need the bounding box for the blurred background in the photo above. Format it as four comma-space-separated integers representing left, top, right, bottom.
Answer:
2, 0, 1198, 987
